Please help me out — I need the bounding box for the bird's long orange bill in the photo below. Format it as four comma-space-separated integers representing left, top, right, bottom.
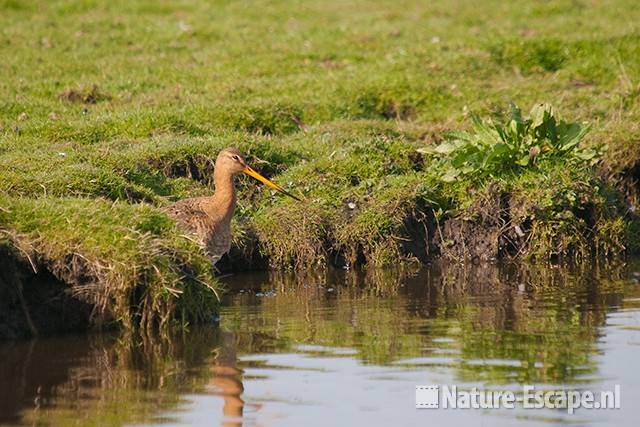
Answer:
243, 166, 301, 201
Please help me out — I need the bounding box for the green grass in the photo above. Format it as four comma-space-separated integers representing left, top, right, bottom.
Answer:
1, 0, 640, 328
0, 196, 218, 330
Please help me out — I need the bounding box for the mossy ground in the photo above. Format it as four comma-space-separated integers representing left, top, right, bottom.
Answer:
1, 0, 640, 332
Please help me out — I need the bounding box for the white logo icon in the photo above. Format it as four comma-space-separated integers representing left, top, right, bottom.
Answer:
416, 385, 439, 409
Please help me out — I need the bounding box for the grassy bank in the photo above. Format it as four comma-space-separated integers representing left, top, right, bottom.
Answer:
1, 0, 640, 333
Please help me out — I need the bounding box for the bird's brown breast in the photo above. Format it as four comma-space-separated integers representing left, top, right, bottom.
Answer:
165, 197, 233, 262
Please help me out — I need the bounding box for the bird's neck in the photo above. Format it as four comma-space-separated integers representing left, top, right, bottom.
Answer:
210, 169, 237, 219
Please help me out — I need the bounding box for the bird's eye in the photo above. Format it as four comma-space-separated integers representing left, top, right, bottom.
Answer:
232, 155, 240, 161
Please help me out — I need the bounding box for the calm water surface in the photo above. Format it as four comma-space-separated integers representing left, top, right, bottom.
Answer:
1, 262, 639, 426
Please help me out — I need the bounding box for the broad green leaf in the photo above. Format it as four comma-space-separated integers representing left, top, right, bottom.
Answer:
574, 150, 596, 160
442, 168, 460, 182
461, 165, 475, 174
530, 102, 554, 129
416, 147, 437, 155
432, 141, 459, 154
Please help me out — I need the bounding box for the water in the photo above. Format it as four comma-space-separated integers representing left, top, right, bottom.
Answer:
1, 262, 639, 426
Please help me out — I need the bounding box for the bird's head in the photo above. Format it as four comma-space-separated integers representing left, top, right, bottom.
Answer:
216, 147, 301, 201
217, 147, 250, 174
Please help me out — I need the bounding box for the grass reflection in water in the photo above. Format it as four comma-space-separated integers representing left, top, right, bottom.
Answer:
0, 261, 637, 426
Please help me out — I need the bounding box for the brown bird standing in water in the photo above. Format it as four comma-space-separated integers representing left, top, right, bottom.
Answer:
167, 147, 299, 264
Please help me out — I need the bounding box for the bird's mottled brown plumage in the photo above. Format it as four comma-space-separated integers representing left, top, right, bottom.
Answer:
166, 147, 243, 264
166, 147, 299, 264
167, 196, 234, 264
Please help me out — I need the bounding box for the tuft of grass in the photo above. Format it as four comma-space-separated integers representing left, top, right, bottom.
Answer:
254, 202, 329, 269
489, 39, 568, 73
332, 172, 439, 266
0, 196, 219, 331
221, 102, 305, 135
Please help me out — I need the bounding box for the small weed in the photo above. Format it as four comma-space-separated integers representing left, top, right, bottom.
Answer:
420, 103, 603, 182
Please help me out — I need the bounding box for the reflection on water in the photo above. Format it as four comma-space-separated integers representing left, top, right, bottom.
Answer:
0, 262, 639, 426
211, 332, 245, 427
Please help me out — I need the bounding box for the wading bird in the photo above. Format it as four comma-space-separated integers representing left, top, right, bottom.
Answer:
166, 147, 299, 264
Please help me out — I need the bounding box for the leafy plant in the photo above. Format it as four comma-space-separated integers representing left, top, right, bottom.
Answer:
420, 103, 605, 182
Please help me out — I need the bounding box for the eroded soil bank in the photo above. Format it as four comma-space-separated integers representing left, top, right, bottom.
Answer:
0, 248, 93, 340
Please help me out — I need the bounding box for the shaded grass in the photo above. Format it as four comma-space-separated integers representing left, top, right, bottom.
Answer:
489, 38, 569, 73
